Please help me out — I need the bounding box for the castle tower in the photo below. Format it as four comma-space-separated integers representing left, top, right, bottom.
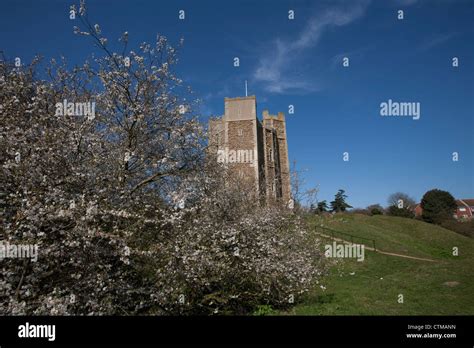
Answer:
209, 96, 291, 204
209, 96, 264, 195
262, 111, 291, 203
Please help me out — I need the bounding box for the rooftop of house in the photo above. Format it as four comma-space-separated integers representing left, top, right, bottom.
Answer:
414, 199, 474, 208
460, 199, 474, 206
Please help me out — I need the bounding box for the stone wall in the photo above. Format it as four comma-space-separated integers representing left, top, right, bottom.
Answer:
209, 96, 291, 204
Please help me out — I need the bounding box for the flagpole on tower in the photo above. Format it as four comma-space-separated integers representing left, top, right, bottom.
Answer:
245, 80, 248, 97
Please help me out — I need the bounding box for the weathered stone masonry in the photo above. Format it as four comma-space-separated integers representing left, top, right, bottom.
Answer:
209, 96, 291, 204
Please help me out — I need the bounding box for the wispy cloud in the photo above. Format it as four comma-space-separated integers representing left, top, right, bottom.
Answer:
252, 0, 370, 94
330, 44, 374, 69
419, 32, 456, 51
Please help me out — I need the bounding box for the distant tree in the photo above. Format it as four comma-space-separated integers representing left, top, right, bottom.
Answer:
290, 161, 319, 213
367, 204, 383, 216
330, 190, 352, 212
387, 192, 416, 210
387, 205, 415, 218
317, 200, 329, 213
386, 192, 416, 218
421, 189, 457, 224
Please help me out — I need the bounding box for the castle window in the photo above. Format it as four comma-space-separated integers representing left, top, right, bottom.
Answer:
238, 129, 243, 136
269, 148, 274, 162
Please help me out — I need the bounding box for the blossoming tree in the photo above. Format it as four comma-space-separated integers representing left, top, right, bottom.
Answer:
0, 1, 325, 315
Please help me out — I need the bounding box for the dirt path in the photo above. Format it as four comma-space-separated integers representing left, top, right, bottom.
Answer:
316, 232, 437, 262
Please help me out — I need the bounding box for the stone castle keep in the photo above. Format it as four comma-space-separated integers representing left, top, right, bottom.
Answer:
209, 96, 291, 204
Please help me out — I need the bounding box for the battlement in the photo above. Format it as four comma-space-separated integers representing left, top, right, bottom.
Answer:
262, 110, 286, 122
224, 95, 256, 102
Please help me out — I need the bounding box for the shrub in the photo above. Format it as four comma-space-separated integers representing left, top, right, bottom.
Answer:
440, 220, 474, 238
387, 192, 416, 210
149, 171, 327, 315
367, 204, 384, 216
421, 189, 457, 224
351, 209, 370, 215
371, 208, 383, 215
253, 304, 275, 316
387, 206, 415, 218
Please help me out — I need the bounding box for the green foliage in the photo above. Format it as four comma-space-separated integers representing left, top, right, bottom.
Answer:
252, 304, 275, 316
440, 219, 474, 238
421, 189, 457, 224
330, 190, 352, 212
387, 192, 416, 209
317, 200, 329, 213
367, 204, 384, 216
371, 208, 383, 215
387, 205, 414, 218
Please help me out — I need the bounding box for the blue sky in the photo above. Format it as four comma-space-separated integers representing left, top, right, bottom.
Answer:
1, 0, 473, 208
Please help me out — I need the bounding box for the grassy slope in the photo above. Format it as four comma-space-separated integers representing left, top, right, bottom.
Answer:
284, 214, 474, 315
